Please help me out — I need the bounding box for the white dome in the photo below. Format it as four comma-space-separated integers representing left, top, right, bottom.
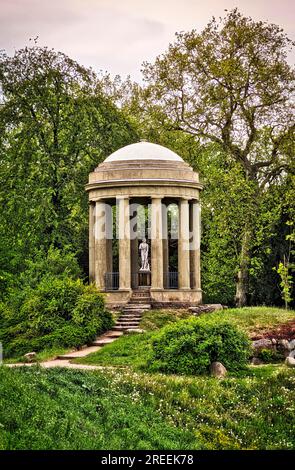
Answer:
104, 141, 183, 163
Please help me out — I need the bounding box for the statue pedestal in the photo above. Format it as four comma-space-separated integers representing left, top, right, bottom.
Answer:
138, 270, 151, 287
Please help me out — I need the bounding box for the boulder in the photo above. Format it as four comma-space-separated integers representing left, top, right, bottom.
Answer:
277, 339, 291, 355
252, 339, 273, 352
288, 350, 295, 359
285, 356, 295, 368
210, 361, 227, 378
289, 339, 295, 350
189, 304, 223, 316
24, 352, 37, 362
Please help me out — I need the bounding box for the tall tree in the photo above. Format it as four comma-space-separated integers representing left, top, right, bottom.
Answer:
141, 9, 295, 305
0, 46, 137, 281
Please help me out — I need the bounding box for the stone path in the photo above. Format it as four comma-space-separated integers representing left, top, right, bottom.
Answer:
5, 302, 150, 370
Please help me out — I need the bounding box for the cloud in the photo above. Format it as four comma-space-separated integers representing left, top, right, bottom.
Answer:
0, 0, 294, 80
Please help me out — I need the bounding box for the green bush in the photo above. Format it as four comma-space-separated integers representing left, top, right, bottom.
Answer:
0, 277, 114, 357
146, 318, 251, 375
257, 348, 285, 363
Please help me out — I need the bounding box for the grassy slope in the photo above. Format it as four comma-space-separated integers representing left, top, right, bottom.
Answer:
76, 307, 295, 368
0, 365, 294, 450
4, 347, 72, 364
2, 307, 295, 450
142, 307, 295, 334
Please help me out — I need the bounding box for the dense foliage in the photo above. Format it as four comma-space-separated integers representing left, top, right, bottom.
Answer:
110, 10, 295, 307
0, 247, 113, 357
0, 46, 138, 292
146, 319, 251, 375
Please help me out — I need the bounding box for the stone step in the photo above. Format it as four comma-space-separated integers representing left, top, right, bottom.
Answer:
116, 318, 140, 325
121, 312, 146, 316
116, 321, 140, 326
91, 338, 117, 346
119, 315, 142, 320
115, 323, 140, 329
129, 300, 151, 304
113, 325, 140, 331
119, 313, 142, 318
123, 304, 151, 309
57, 345, 101, 360
104, 330, 124, 338
99, 330, 123, 338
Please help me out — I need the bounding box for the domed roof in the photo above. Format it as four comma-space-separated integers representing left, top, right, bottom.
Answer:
104, 141, 183, 163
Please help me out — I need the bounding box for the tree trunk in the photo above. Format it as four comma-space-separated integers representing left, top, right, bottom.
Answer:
235, 227, 252, 307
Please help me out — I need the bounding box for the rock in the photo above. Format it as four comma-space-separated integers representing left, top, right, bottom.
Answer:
271, 338, 277, 345
251, 357, 264, 365
285, 357, 295, 368
252, 339, 273, 352
189, 304, 224, 316
288, 350, 295, 359
210, 361, 227, 378
289, 339, 295, 350
24, 352, 37, 362
277, 339, 291, 353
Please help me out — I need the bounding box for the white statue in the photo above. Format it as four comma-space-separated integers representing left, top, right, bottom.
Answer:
139, 238, 150, 271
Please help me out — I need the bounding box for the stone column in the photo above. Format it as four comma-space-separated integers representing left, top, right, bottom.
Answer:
190, 199, 201, 290
117, 196, 131, 290
130, 202, 139, 289
94, 200, 107, 290
105, 203, 113, 275
162, 202, 169, 288
178, 197, 190, 289
151, 196, 163, 290
89, 201, 95, 284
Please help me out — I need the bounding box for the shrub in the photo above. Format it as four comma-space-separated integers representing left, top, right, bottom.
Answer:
257, 348, 285, 363
146, 318, 251, 375
0, 278, 114, 357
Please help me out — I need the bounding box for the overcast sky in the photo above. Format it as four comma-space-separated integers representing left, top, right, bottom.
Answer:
0, 0, 294, 81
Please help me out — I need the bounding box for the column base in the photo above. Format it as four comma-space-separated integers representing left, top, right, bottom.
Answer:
105, 289, 131, 308
151, 288, 202, 306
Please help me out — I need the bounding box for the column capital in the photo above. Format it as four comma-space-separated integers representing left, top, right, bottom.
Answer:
151, 195, 164, 201
179, 196, 192, 201
116, 195, 130, 200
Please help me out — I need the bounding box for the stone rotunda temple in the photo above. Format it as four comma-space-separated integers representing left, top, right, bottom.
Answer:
86, 141, 203, 308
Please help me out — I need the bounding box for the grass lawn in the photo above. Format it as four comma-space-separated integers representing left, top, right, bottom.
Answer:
0, 364, 294, 450
1, 307, 295, 450
76, 307, 295, 369
141, 306, 295, 335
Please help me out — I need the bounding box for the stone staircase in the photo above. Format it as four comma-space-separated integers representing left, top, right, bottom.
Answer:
57, 290, 151, 359
113, 289, 151, 331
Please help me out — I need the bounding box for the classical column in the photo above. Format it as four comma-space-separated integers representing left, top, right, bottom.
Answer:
89, 201, 96, 284
94, 200, 107, 290
105, 203, 113, 275
117, 196, 131, 290
178, 197, 190, 289
130, 202, 139, 289
162, 202, 169, 288
190, 199, 201, 290
151, 196, 163, 289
